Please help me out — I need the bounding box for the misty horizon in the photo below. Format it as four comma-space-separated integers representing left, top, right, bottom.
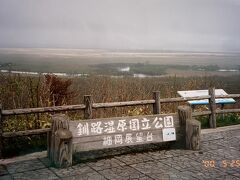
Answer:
1, 0, 240, 52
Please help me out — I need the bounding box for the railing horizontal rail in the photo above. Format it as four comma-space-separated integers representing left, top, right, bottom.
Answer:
92, 100, 155, 108
216, 94, 240, 98
2, 104, 86, 116
2, 94, 239, 116
216, 109, 240, 114
160, 96, 211, 103
192, 108, 240, 117
192, 111, 211, 116
2, 128, 51, 138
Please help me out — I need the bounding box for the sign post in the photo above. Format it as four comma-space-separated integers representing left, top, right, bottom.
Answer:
177, 89, 235, 106
177, 88, 236, 128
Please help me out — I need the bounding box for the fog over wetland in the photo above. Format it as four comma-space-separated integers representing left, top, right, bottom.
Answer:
0, 0, 240, 76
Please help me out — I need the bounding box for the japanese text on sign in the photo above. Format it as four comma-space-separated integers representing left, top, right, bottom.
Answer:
75, 115, 175, 146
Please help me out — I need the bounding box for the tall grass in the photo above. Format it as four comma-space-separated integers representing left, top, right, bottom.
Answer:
1, 73, 239, 157
1, 73, 239, 131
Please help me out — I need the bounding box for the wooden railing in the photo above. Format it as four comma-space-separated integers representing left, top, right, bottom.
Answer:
0, 88, 240, 157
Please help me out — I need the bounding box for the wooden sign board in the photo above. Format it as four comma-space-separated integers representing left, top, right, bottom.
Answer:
177, 89, 235, 105
69, 114, 179, 152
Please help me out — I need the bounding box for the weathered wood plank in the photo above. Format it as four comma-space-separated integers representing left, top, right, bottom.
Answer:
50, 114, 69, 161
178, 106, 192, 148
69, 114, 177, 137
47, 130, 51, 158
153, 91, 161, 114
215, 94, 240, 98
209, 87, 216, 128
216, 109, 240, 114
178, 106, 192, 126
3, 128, 51, 138
2, 104, 86, 116
73, 130, 164, 151
84, 95, 93, 119
92, 100, 155, 108
49, 114, 72, 168
71, 125, 181, 144
72, 127, 182, 152
192, 111, 211, 116
159, 96, 211, 103
186, 119, 201, 150
69, 114, 178, 151
54, 129, 72, 168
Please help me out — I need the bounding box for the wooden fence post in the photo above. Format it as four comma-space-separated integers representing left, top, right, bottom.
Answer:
48, 114, 72, 168
221, 104, 225, 120
0, 104, 3, 159
209, 87, 216, 128
153, 91, 161, 114
186, 119, 201, 150
178, 105, 192, 127
84, 95, 93, 119
178, 106, 192, 148
47, 130, 51, 158
178, 106, 200, 150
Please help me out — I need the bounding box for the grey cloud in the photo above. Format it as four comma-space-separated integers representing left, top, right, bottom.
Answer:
0, 0, 240, 51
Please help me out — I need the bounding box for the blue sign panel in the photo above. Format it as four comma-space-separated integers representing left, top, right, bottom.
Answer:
177, 89, 235, 105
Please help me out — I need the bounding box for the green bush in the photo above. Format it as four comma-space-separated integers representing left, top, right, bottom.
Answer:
196, 113, 240, 129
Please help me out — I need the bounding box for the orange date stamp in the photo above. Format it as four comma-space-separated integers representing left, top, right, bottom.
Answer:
202, 160, 240, 168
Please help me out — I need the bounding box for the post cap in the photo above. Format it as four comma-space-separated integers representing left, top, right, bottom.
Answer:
55, 129, 72, 140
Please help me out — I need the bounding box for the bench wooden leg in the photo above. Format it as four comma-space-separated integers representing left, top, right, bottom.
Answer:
48, 114, 73, 168
186, 119, 201, 150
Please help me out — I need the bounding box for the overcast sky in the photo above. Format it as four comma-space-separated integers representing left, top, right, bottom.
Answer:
0, 0, 240, 52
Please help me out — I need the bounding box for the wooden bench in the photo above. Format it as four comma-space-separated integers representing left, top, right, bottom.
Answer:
48, 106, 201, 168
